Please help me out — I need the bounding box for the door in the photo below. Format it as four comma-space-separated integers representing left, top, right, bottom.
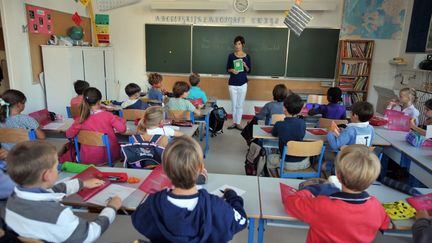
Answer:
82, 48, 106, 99
103, 48, 118, 100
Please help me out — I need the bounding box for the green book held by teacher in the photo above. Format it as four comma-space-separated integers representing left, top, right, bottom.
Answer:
233, 58, 244, 72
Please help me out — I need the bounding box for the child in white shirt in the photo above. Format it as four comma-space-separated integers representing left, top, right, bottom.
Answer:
387, 87, 420, 125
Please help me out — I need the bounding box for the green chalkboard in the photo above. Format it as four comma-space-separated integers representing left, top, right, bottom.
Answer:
145, 24, 191, 73
286, 28, 340, 79
192, 26, 288, 76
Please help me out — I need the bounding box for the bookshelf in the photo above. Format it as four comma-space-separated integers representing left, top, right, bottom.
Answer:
336, 40, 375, 109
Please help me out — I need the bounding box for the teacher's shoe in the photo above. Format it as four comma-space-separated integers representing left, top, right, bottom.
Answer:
227, 124, 237, 130
235, 125, 243, 130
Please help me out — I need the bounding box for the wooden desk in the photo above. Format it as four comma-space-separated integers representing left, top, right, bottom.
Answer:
257, 177, 432, 242
375, 127, 432, 187
253, 125, 391, 147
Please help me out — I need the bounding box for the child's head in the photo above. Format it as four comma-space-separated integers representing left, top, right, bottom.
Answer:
80, 87, 102, 123
148, 73, 163, 88
74, 80, 90, 96
189, 73, 201, 87
0, 89, 27, 123
336, 144, 380, 192
327, 87, 343, 103
163, 136, 204, 190
125, 83, 142, 98
7, 141, 58, 188
273, 84, 289, 102
283, 93, 303, 116
425, 99, 432, 118
399, 87, 417, 105
137, 106, 164, 133
351, 101, 374, 123
172, 81, 190, 98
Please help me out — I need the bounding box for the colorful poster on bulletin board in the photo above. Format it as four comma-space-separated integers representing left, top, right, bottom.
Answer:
26, 5, 54, 34
95, 14, 110, 44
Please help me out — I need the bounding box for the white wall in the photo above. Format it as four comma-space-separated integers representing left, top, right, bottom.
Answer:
0, 0, 87, 112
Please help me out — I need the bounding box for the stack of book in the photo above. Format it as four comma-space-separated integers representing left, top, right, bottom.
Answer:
343, 42, 374, 58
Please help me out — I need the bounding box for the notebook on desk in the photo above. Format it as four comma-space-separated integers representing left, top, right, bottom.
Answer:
138, 165, 172, 194
72, 166, 111, 201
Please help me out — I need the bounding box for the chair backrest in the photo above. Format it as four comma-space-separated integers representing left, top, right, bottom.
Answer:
270, 114, 285, 124
0, 128, 36, 143
68, 105, 81, 119
130, 133, 169, 148
167, 110, 193, 121
122, 109, 146, 121
319, 118, 348, 129
307, 95, 328, 105
17, 237, 44, 243
74, 130, 113, 166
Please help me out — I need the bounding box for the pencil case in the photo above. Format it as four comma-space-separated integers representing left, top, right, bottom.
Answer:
405, 131, 432, 148
61, 162, 94, 173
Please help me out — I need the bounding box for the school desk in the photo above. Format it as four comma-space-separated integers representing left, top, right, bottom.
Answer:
375, 127, 432, 187
59, 168, 260, 243
257, 177, 432, 243
252, 125, 391, 147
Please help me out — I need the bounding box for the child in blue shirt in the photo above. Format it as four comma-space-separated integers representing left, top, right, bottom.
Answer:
327, 101, 375, 151
0, 147, 14, 200
188, 73, 208, 105
256, 84, 290, 125
114, 83, 148, 110
272, 94, 309, 170
147, 73, 165, 103
308, 87, 346, 119
132, 136, 247, 243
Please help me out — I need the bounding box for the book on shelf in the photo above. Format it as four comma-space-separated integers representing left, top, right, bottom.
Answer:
338, 77, 368, 91
340, 62, 369, 76
342, 92, 364, 108
343, 41, 374, 59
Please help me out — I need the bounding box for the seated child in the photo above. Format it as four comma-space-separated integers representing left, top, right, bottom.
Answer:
0, 89, 45, 151
70, 80, 89, 107
256, 84, 290, 125
0, 147, 14, 200
187, 73, 208, 105
136, 106, 183, 147
283, 144, 390, 242
167, 81, 202, 117
5, 140, 122, 242
308, 87, 346, 119
118, 83, 149, 110
411, 98, 432, 136
66, 87, 126, 164
147, 72, 165, 103
387, 87, 420, 125
413, 210, 432, 243
327, 101, 374, 151
271, 94, 308, 170
132, 136, 247, 242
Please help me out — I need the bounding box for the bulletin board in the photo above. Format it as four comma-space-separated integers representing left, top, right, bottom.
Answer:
27, 4, 92, 84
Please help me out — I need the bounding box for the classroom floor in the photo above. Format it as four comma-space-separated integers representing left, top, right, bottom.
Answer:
194, 120, 412, 243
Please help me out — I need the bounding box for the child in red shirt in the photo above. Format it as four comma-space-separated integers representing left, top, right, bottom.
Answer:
283, 144, 390, 243
66, 87, 126, 164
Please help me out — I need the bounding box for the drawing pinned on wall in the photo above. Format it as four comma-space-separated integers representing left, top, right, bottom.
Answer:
27, 5, 54, 34
96, 0, 141, 11
95, 14, 110, 44
72, 12, 82, 26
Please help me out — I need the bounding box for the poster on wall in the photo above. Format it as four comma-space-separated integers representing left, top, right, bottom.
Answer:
341, 0, 407, 40
95, 14, 110, 44
26, 5, 54, 34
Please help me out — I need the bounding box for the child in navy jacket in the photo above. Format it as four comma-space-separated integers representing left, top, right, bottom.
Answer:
132, 136, 247, 243
113, 83, 148, 110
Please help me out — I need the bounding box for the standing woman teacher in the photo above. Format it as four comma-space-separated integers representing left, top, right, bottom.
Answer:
226, 36, 251, 130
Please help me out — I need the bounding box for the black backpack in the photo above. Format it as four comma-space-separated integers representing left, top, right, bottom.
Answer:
209, 105, 227, 137
121, 135, 165, 169
244, 140, 267, 176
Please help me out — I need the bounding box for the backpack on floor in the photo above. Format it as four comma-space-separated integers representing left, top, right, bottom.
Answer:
245, 140, 266, 176
121, 134, 165, 169
209, 105, 227, 137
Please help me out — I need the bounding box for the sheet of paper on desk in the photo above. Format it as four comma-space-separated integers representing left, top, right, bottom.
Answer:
43, 122, 65, 130
426, 125, 432, 139
164, 125, 180, 130
211, 185, 246, 197
87, 184, 136, 206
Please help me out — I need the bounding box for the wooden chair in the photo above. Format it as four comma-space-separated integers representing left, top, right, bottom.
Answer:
280, 140, 326, 179
66, 106, 81, 119
17, 237, 44, 243
270, 114, 285, 125
120, 109, 146, 121
318, 118, 348, 129
307, 94, 328, 105
0, 128, 36, 143
166, 110, 194, 123
73, 130, 113, 167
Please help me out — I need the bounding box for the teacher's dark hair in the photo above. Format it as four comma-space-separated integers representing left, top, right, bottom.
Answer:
234, 36, 245, 46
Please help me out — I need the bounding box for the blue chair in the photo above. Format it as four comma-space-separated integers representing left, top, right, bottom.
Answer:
66, 106, 80, 119
0, 128, 36, 143
280, 140, 326, 179
73, 130, 113, 167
